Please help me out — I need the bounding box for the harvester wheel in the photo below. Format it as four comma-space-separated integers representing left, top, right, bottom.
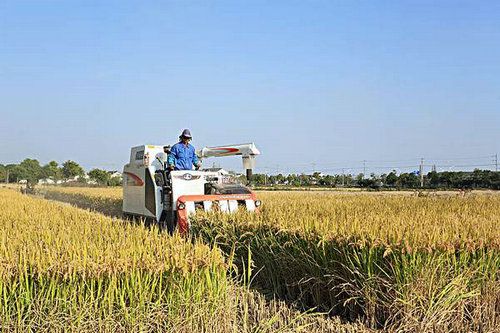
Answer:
161, 211, 177, 235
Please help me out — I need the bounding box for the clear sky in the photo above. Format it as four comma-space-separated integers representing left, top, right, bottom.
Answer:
1, 1, 499, 175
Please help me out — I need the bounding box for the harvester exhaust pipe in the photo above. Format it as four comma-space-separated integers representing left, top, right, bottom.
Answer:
246, 169, 253, 181
242, 155, 256, 182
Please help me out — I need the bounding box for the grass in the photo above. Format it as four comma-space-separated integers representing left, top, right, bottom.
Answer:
38, 187, 500, 332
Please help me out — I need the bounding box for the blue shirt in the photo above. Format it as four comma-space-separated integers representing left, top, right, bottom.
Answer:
167, 142, 200, 170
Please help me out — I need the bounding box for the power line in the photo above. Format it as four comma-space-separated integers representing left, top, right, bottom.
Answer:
258, 162, 496, 175
433, 163, 495, 169
425, 155, 494, 162
259, 155, 494, 169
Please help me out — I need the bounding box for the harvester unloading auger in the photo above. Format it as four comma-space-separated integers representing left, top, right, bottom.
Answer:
122, 143, 261, 234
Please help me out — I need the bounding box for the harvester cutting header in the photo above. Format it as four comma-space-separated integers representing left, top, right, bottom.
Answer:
123, 130, 261, 234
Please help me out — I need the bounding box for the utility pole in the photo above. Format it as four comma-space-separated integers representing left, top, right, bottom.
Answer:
495, 154, 498, 172
363, 160, 367, 178
419, 158, 424, 187
5, 170, 9, 184
341, 168, 345, 187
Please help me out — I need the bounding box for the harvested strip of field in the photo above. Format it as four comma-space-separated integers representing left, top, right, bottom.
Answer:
42, 186, 123, 217
0, 188, 372, 333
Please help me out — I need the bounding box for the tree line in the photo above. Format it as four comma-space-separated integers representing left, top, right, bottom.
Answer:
0, 159, 122, 186
251, 169, 500, 190
2, 159, 498, 190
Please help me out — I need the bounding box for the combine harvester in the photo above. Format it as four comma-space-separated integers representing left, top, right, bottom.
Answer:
123, 143, 261, 234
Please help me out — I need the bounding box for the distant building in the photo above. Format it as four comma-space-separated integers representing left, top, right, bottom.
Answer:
38, 178, 52, 185
65, 175, 91, 183
108, 171, 123, 179
38, 178, 59, 185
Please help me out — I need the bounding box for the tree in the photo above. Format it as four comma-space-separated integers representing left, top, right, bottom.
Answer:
62, 160, 84, 180
0, 164, 5, 182
319, 175, 335, 186
9, 165, 28, 183
275, 173, 285, 185
88, 169, 110, 185
251, 174, 266, 186
108, 176, 122, 186
427, 171, 439, 188
5, 164, 17, 183
17, 159, 43, 185
299, 173, 311, 186
398, 173, 419, 188
386, 171, 398, 187
355, 173, 364, 186
42, 161, 62, 181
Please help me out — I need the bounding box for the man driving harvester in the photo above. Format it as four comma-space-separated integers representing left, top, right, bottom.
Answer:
167, 129, 202, 171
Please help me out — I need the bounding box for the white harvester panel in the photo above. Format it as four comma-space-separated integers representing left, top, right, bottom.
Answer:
170, 170, 218, 209
123, 144, 164, 218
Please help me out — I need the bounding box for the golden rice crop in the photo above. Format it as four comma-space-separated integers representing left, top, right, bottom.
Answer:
0, 189, 224, 277
1, 188, 373, 333
193, 191, 500, 332
44, 187, 500, 251
40, 187, 500, 332
243, 191, 500, 251
0, 188, 228, 331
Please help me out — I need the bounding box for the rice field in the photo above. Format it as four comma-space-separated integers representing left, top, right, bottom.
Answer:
0, 188, 229, 332
6, 186, 500, 332
194, 191, 500, 332
0, 188, 369, 333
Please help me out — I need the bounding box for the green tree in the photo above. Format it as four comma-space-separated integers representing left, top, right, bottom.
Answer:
0, 164, 5, 182
88, 169, 110, 185
42, 161, 62, 181
386, 171, 398, 187
62, 160, 84, 180
398, 173, 419, 188
355, 173, 364, 186
5, 164, 17, 183
275, 173, 285, 185
427, 171, 439, 188
319, 175, 335, 186
9, 165, 28, 183
108, 176, 122, 186
18, 159, 43, 185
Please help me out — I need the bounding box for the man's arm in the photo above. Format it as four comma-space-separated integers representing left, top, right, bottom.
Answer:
192, 147, 201, 170
167, 145, 177, 169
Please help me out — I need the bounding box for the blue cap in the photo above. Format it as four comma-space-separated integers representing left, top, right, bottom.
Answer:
180, 129, 192, 138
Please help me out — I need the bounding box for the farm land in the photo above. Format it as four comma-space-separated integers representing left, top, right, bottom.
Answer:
1, 186, 499, 332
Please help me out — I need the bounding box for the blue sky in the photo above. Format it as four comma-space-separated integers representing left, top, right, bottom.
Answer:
1, 1, 499, 174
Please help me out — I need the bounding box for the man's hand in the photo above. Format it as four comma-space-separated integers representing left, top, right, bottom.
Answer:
168, 165, 175, 171
195, 162, 201, 170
